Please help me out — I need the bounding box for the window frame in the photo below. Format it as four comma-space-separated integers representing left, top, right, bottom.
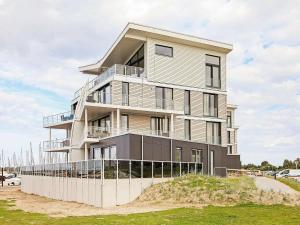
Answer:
155, 86, 173, 109
205, 54, 221, 89
203, 93, 218, 117
184, 119, 191, 140
184, 90, 191, 115
126, 44, 144, 68
155, 44, 173, 57
206, 122, 221, 145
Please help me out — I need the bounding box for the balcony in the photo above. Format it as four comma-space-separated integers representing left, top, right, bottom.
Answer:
43, 111, 74, 128
87, 127, 171, 139
86, 93, 181, 113
43, 138, 70, 152
74, 64, 145, 99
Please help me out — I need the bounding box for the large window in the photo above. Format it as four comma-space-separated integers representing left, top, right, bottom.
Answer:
175, 147, 182, 162
184, 119, 191, 140
155, 44, 173, 57
122, 82, 129, 106
126, 45, 144, 68
184, 90, 191, 115
150, 117, 169, 136
99, 115, 111, 132
227, 111, 232, 128
192, 149, 203, 163
99, 84, 111, 104
204, 93, 218, 117
206, 55, 221, 88
206, 122, 221, 145
155, 87, 173, 109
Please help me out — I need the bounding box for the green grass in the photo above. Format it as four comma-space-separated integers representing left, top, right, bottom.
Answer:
0, 200, 300, 225
277, 178, 300, 192
139, 175, 257, 204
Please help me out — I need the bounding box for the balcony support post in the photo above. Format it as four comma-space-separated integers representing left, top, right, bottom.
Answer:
170, 113, 174, 138
84, 108, 88, 138
85, 143, 88, 161
117, 108, 120, 135
111, 111, 114, 135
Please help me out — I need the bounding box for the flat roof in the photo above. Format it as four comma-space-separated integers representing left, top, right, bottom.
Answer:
79, 23, 233, 74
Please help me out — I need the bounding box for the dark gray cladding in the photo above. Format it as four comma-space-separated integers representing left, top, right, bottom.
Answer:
91, 134, 241, 177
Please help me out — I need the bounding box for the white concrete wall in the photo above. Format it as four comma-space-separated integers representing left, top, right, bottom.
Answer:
21, 175, 172, 208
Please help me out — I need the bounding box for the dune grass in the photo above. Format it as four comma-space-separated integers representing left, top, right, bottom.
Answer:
277, 178, 300, 192
1, 200, 300, 225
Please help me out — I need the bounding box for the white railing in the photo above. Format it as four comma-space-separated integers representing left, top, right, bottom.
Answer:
43, 138, 70, 151
86, 93, 180, 111
74, 64, 145, 99
43, 111, 74, 127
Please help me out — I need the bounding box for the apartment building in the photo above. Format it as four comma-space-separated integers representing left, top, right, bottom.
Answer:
42, 23, 241, 176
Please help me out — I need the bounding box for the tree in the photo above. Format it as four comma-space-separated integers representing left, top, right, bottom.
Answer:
283, 159, 294, 169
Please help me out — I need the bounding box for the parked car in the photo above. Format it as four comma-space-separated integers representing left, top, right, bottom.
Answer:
276, 169, 300, 178
5, 177, 21, 186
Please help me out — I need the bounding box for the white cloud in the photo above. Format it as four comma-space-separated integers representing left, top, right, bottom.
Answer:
0, 0, 299, 165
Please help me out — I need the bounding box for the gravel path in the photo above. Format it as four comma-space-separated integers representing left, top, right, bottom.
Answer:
254, 176, 299, 195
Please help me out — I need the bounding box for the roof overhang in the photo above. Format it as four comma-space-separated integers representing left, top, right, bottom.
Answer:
79, 23, 233, 74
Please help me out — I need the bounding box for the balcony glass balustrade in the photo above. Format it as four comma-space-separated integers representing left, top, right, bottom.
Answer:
43, 138, 70, 151
43, 111, 74, 127
74, 64, 145, 99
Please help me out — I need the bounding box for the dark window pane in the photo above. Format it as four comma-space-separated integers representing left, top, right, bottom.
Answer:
131, 161, 141, 178
155, 44, 173, 57
196, 163, 203, 174
181, 163, 189, 176
104, 160, 117, 179
189, 163, 196, 174
153, 162, 162, 178
118, 160, 130, 179
143, 162, 152, 178
172, 163, 180, 177
163, 162, 171, 178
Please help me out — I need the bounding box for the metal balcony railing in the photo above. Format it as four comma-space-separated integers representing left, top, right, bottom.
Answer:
43, 138, 70, 151
74, 64, 145, 99
43, 111, 74, 127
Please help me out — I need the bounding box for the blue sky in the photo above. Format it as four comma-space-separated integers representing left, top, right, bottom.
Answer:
0, 0, 299, 165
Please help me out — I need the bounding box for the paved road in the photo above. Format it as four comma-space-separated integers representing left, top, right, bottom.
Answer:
254, 176, 299, 195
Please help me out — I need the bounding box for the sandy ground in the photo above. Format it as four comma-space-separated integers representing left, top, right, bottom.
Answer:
0, 186, 177, 217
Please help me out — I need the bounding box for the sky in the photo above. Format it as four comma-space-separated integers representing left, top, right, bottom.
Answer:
0, 0, 299, 166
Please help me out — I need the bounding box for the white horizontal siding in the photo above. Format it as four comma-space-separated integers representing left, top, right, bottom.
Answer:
147, 38, 227, 91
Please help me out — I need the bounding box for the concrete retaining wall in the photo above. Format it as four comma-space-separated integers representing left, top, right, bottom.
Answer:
21, 175, 171, 208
